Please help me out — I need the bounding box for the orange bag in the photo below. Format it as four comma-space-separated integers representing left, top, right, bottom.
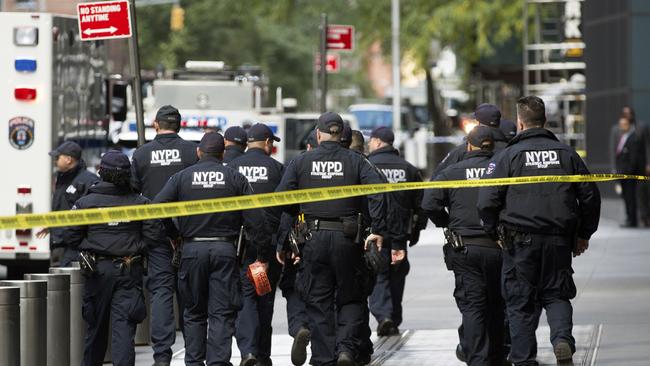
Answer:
247, 261, 271, 296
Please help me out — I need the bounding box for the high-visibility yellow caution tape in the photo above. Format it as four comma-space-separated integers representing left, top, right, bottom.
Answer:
0, 174, 646, 230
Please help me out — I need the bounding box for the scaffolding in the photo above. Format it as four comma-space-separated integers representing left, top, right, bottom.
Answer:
523, 0, 586, 153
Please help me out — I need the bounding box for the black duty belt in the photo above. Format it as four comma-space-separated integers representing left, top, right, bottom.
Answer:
307, 219, 345, 232
96, 254, 143, 262
461, 236, 499, 248
185, 236, 237, 244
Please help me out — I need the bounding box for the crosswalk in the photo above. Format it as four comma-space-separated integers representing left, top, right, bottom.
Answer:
157, 324, 599, 366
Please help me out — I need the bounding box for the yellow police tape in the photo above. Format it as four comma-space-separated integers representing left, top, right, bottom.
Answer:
0, 174, 647, 230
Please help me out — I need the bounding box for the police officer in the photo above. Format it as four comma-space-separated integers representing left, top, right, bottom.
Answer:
477, 96, 601, 366
271, 112, 387, 366
433, 104, 508, 177
229, 123, 285, 366
154, 132, 270, 366
366, 127, 426, 336
65, 150, 161, 366
130, 105, 198, 366
500, 119, 517, 142
37, 141, 98, 267
350, 130, 365, 154
224, 126, 248, 163
340, 123, 353, 148
422, 126, 506, 366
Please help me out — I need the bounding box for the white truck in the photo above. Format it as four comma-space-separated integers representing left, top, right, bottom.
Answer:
0, 12, 118, 277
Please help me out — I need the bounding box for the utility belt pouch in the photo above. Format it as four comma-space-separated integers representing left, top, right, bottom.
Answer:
79, 251, 97, 276
171, 238, 183, 269
342, 213, 362, 241
444, 228, 465, 252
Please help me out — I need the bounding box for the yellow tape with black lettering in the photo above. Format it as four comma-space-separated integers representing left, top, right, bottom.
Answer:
0, 174, 646, 230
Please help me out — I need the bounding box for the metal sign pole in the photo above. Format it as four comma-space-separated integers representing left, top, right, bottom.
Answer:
128, 0, 146, 146
391, 0, 401, 133
320, 13, 328, 113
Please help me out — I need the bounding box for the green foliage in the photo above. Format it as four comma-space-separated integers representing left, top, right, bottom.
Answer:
135, 0, 523, 104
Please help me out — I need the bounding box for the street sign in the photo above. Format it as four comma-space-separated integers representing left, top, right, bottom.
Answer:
327, 24, 354, 51
77, 0, 132, 41
315, 54, 340, 73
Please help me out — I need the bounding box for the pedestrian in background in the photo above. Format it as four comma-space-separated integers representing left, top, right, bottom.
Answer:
621, 106, 650, 226
611, 115, 645, 227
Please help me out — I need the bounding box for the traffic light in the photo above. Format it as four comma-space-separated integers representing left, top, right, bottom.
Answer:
170, 5, 185, 31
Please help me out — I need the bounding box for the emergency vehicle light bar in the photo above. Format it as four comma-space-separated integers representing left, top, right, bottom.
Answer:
13, 26, 38, 46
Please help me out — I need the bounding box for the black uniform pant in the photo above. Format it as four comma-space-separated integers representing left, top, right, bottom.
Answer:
502, 233, 577, 366
279, 256, 309, 337
451, 245, 505, 366
147, 242, 179, 363
178, 241, 242, 366
621, 179, 638, 225
235, 248, 282, 361
81, 259, 146, 366
296, 230, 366, 366
369, 246, 410, 327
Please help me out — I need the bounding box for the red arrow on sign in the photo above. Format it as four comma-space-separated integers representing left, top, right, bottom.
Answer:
327, 24, 354, 51
77, 0, 132, 41
315, 54, 341, 73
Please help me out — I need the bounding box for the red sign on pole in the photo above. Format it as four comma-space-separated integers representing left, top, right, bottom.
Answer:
77, 0, 132, 41
327, 25, 354, 51
315, 54, 341, 73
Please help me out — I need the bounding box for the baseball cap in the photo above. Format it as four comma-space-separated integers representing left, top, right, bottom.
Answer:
199, 132, 225, 153
99, 150, 130, 170
247, 123, 281, 142
340, 123, 352, 148
49, 141, 82, 159
499, 119, 517, 140
473, 104, 501, 127
155, 105, 181, 125
224, 126, 247, 144
317, 112, 344, 134
467, 125, 494, 148
370, 126, 395, 144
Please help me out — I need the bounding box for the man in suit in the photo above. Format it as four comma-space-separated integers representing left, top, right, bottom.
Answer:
611, 116, 646, 227
622, 106, 650, 226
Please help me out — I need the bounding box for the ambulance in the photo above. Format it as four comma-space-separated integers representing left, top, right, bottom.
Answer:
0, 12, 119, 276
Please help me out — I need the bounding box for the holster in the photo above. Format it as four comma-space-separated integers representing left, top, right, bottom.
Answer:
171, 238, 183, 269
236, 226, 246, 265
443, 228, 465, 252
345, 213, 363, 243
79, 251, 97, 276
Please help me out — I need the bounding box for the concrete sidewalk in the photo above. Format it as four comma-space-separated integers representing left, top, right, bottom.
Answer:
127, 199, 650, 365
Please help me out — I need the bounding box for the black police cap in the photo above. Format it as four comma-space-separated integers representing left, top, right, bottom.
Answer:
473, 103, 501, 127
199, 132, 225, 153
467, 125, 494, 148
370, 126, 395, 144
340, 123, 353, 148
100, 150, 130, 170
247, 123, 281, 142
224, 126, 247, 144
49, 141, 82, 159
317, 112, 344, 134
305, 130, 318, 148
155, 105, 182, 125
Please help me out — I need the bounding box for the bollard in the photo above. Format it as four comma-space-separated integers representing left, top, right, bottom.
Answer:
25, 273, 71, 366
0, 280, 47, 366
0, 286, 20, 366
50, 267, 85, 366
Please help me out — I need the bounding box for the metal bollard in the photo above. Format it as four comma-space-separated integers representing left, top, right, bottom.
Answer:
0, 286, 20, 366
25, 273, 71, 366
50, 267, 85, 366
0, 280, 47, 366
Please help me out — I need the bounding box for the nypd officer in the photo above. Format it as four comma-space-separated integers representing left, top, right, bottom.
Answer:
154, 132, 270, 366
131, 105, 197, 366
366, 126, 426, 336
224, 126, 248, 163
478, 96, 601, 366
65, 150, 161, 366
422, 126, 506, 366
38, 141, 98, 267
229, 123, 285, 366
271, 112, 387, 366
434, 104, 508, 177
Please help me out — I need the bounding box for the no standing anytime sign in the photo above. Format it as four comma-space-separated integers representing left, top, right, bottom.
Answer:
77, 0, 132, 41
